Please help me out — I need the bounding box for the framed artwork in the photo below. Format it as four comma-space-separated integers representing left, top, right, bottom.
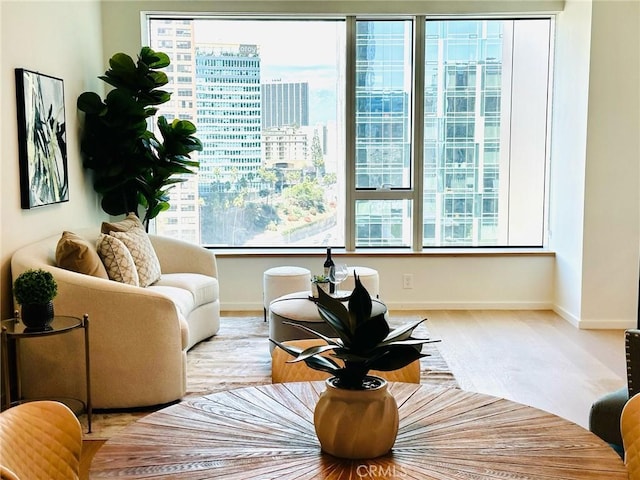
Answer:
15, 68, 69, 209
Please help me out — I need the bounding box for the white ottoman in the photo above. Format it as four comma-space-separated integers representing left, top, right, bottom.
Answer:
341, 266, 380, 298
269, 291, 387, 352
263, 266, 311, 321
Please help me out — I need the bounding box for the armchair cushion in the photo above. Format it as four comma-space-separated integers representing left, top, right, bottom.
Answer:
154, 273, 219, 309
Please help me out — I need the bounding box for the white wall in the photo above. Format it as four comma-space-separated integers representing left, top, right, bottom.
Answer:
218, 252, 555, 311
550, 0, 640, 328
0, 1, 107, 318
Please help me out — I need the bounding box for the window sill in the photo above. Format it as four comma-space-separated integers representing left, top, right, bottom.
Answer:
210, 247, 555, 258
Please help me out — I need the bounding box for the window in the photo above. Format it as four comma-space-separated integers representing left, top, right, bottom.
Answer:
147, 15, 552, 249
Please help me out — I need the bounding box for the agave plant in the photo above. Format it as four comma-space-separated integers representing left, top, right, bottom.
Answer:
271, 275, 438, 389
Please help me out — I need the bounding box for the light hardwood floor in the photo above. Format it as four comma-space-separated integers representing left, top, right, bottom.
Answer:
80, 309, 628, 478
422, 309, 627, 429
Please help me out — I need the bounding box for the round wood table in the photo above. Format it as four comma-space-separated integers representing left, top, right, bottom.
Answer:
90, 382, 627, 479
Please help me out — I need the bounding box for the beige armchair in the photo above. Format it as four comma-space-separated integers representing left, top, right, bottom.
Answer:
10, 228, 220, 409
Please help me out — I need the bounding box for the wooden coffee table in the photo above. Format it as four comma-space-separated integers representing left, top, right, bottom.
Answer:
90, 382, 627, 479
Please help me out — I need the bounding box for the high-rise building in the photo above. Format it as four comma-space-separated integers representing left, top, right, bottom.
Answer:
355, 20, 508, 246
261, 81, 309, 129
148, 18, 201, 244
195, 43, 263, 192
423, 20, 505, 246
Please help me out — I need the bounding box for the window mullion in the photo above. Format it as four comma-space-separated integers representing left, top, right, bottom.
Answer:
345, 16, 357, 252
412, 16, 426, 252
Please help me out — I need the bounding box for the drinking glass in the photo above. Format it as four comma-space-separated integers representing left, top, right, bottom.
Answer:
329, 264, 349, 294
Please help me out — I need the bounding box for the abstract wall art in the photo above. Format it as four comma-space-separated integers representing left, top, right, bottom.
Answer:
15, 68, 69, 209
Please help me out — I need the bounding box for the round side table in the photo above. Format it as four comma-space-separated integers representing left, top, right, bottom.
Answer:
1, 313, 92, 433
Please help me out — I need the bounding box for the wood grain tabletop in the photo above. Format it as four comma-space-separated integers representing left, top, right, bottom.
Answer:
90, 382, 627, 479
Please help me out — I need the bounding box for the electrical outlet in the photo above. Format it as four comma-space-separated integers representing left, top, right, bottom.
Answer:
402, 273, 414, 289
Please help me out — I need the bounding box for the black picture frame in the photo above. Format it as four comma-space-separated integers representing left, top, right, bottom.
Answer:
15, 68, 69, 209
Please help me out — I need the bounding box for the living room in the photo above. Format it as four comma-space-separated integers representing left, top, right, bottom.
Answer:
1, 0, 638, 327
0, 0, 639, 476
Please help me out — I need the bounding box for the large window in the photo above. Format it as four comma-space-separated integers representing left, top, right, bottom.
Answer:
147, 15, 552, 249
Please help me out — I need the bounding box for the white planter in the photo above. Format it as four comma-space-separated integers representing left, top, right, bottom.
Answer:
311, 281, 330, 298
313, 376, 399, 459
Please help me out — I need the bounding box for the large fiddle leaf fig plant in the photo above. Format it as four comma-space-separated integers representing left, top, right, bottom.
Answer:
77, 47, 202, 229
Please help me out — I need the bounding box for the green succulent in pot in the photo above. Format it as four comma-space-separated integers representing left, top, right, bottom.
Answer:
271, 275, 438, 390
13, 269, 58, 305
13, 269, 58, 328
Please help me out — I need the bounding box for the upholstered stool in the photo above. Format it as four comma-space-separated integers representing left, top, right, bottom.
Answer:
341, 266, 380, 298
269, 291, 387, 352
263, 266, 311, 321
271, 338, 421, 384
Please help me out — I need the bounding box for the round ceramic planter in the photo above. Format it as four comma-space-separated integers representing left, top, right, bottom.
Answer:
314, 376, 399, 459
21, 301, 54, 329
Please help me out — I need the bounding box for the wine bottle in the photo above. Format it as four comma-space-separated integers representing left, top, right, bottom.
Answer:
324, 247, 335, 294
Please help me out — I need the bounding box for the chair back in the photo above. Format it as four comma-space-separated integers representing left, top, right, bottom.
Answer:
271, 338, 421, 384
0, 401, 82, 480
627, 330, 640, 396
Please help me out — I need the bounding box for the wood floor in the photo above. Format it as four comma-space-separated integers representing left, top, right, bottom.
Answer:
79, 309, 627, 478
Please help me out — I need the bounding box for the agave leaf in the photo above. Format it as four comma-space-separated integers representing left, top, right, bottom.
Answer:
368, 346, 426, 371
281, 321, 343, 346
347, 275, 372, 330
379, 337, 440, 348
352, 313, 389, 352
295, 343, 339, 362
384, 317, 429, 342
299, 355, 341, 374
269, 339, 341, 373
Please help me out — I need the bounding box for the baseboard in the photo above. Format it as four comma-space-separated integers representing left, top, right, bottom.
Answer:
223, 300, 554, 311
553, 305, 636, 329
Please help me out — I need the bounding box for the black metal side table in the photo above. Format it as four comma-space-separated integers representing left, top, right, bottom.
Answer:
1, 313, 92, 433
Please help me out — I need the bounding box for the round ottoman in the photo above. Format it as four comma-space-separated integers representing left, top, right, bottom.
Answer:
263, 266, 311, 321
268, 291, 387, 352
341, 266, 380, 298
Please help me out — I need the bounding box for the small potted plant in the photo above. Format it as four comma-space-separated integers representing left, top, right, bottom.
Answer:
271, 276, 438, 459
310, 274, 330, 298
13, 268, 58, 329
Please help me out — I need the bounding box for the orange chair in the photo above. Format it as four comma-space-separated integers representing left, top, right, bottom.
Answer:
0, 401, 82, 480
271, 338, 421, 384
621, 393, 640, 479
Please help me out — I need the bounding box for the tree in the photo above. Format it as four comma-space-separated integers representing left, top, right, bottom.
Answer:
77, 47, 202, 229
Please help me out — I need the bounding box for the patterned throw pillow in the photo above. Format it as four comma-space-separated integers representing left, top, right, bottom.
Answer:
56, 231, 109, 279
96, 234, 140, 286
101, 212, 144, 234
110, 227, 162, 287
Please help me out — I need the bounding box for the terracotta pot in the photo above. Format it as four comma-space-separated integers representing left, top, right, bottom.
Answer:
314, 376, 399, 459
21, 301, 54, 329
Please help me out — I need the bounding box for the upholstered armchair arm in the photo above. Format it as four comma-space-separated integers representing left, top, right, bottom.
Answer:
149, 234, 218, 278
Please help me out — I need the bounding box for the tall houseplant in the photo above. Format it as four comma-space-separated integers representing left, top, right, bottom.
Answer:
271, 276, 438, 459
77, 47, 202, 229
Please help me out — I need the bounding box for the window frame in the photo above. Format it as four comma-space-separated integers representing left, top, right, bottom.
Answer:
143, 11, 555, 252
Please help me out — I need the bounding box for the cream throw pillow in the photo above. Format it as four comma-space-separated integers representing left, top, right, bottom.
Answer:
56, 231, 109, 279
101, 212, 144, 234
110, 227, 162, 287
96, 234, 140, 286
101, 213, 162, 287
